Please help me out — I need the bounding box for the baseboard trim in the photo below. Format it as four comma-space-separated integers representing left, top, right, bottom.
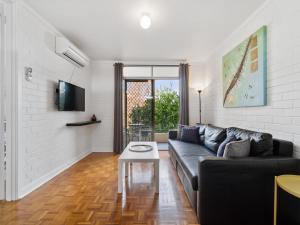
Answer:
19, 151, 91, 199
91, 149, 113, 153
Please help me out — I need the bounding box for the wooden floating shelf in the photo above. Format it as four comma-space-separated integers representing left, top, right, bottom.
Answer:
66, 120, 101, 127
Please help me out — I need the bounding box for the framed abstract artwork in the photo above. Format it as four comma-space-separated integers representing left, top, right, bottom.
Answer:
223, 26, 267, 108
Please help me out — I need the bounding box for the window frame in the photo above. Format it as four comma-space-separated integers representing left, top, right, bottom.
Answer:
123, 65, 179, 80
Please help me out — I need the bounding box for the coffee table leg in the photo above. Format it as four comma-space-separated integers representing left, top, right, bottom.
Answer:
118, 159, 123, 193
155, 160, 159, 193
125, 162, 129, 177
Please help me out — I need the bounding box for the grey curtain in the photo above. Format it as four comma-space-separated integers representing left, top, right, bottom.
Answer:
179, 63, 189, 125
113, 63, 124, 154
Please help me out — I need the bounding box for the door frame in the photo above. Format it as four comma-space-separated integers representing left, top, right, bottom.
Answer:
0, 0, 19, 201
0, 1, 5, 200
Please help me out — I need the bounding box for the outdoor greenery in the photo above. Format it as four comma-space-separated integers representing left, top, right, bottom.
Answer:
129, 88, 179, 132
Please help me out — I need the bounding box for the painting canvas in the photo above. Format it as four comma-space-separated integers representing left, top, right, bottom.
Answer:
223, 26, 267, 108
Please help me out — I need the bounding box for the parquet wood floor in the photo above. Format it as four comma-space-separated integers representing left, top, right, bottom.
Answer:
0, 152, 199, 225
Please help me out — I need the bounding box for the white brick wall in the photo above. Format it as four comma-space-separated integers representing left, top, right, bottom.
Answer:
200, 0, 300, 158
17, 2, 93, 196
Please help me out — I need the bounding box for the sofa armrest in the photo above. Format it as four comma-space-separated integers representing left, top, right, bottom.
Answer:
197, 156, 300, 225
273, 138, 294, 157
168, 129, 178, 140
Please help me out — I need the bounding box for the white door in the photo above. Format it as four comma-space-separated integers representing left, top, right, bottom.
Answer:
0, 2, 5, 200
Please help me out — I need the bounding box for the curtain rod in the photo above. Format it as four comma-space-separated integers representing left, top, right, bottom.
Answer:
123, 64, 180, 67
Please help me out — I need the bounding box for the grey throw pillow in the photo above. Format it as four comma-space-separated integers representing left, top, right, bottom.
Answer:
217, 135, 237, 157
223, 139, 250, 158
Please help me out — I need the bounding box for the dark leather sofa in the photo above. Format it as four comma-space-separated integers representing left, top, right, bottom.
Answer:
168, 125, 300, 225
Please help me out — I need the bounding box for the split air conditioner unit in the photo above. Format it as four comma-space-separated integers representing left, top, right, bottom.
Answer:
55, 37, 90, 68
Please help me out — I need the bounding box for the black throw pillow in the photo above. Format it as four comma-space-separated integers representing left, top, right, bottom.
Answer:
217, 135, 237, 157
180, 126, 200, 144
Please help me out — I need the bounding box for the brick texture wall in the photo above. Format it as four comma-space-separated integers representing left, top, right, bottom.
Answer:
201, 0, 300, 158
17, 2, 93, 196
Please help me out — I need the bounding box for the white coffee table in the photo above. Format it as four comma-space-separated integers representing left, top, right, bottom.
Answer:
118, 142, 160, 194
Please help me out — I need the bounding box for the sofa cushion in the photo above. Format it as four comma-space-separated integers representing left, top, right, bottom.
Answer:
197, 124, 206, 135
217, 135, 237, 157
168, 139, 214, 190
177, 124, 184, 139
227, 127, 273, 156
196, 124, 207, 144
180, 126, 200, 144
204, 125, 226, 153
168, 129, 178, 140
223, 139, 251, 158
169, 139, 215, 158
273, 139, 294, 157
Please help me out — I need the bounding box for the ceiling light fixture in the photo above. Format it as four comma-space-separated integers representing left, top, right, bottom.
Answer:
140, 13, 151, 29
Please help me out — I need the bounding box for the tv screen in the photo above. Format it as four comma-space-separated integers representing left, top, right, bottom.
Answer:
58, 80, 85, 111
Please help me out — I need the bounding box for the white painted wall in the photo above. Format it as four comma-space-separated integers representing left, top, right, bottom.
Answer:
201, 0, 300, 158
16, 2, 93, 197
90, 61, 115, 152
189, 62, 205, 125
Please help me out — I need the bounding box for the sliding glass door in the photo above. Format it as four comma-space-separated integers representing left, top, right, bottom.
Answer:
153, 80, 179, 143
125, 80, 154, 145
123, 65, 179, 146
124, 79, 179, 145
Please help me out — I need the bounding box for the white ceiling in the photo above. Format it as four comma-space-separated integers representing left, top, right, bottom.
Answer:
24, 0, 266, 61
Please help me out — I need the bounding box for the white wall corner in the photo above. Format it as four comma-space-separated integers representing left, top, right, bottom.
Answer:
19, 151, 91, 199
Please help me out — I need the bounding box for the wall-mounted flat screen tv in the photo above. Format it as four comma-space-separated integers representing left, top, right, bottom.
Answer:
57, 80, 85, 111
